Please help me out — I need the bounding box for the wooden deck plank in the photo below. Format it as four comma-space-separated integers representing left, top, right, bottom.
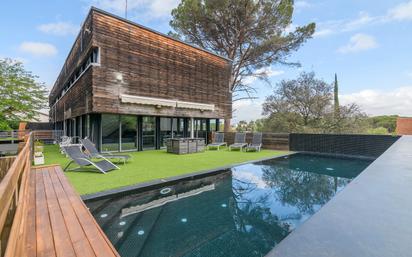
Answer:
54, 167, 119, 257
35, 171, 57, 257
25, 168, 37, 256
28, 165, 119, 257
42, 169, 77, 257
48, 167, 96, 257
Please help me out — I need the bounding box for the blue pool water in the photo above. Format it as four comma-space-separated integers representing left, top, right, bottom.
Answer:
86, 153, 372, 257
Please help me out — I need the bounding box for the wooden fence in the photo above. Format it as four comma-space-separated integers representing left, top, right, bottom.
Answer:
211, 132, 289, 150
0, 130, 63, 144
0, 131, 27, 144
0, 133, 32, 256
32, 130, 64, 142
0, 157, 16, 183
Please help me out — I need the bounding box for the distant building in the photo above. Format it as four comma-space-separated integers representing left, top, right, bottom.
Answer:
49, 7, 232, 151
33, 111, 49, 123
396, 117, 412, 135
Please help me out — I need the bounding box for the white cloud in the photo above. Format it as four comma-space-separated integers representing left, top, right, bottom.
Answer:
233, 99, 263, 123
342, 12, 377, 31
315, 1, 412, 38
387, 0, 412, 21
338, 33, 378, 54
315, 12, 380, 38
19, 42, 58, 57
340, 87, 412, 116
313, 28, 334, 37
243, 67, 284, 85
88, 0, 179, 20
37, 22, 79, 36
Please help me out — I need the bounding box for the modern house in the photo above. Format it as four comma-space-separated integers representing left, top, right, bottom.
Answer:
49, 7, 232, 151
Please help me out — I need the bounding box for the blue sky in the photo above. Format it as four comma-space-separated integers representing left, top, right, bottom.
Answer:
1, 0, 412, 122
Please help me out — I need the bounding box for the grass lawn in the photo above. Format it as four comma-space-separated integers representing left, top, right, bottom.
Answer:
0, 137, 19, 141
41, 145, 289, 195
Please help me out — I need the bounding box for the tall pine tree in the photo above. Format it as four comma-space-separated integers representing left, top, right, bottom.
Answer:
169, 0, 316, 131
334, 73, 340, 119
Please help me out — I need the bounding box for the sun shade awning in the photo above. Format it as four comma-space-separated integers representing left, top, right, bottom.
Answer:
120, 94, 215, 111
120, 94, 176, 107
176, 101, 215, 111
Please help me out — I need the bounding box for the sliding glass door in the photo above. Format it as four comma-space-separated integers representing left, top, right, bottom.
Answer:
101, 114, 119, 152
142, 116, 156, 149
160, 118, 172, 148
121, 115, 137, 151
173, 118, 185, 138
195, 119, 207, 141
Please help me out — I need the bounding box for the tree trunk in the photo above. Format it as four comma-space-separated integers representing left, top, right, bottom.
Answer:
224, 118, 231, 132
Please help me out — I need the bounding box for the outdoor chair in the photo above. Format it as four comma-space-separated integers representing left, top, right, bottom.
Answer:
246, 132, 263, 152
59, 136, 72, 148
229, 132, 248, 151
80, 137, 131, 164
62, 145, 119, 174
207, 133, 227, 150
59, 136, 82, 155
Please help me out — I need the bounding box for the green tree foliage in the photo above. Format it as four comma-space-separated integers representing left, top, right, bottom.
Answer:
262, 72, 332, 130
367, 115, 398, 133
235, 119, 264, 132
333, 73, 340, 118
261, 72, 367, 133
169, 0, 315, 101
0, 58, 48, 130
366, 127, 390, 135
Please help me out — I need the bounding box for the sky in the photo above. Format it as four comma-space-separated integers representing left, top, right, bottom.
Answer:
1, 0, 412, 123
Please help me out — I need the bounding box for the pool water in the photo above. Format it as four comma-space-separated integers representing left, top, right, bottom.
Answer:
86, 153, 372, 257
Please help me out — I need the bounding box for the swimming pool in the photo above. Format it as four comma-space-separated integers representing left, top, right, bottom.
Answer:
86, 153, 372, 257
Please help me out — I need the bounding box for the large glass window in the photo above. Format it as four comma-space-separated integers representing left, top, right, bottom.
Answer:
76, 116, 81, 139
121, 115, 137, 151
210, 119, 217, 132
195, 119, 207, 140
101, 114, 119, 152
82, 115, 89, 139
173, 118, 185, 138
142, 116, 156, 149
160, 118, 172, 148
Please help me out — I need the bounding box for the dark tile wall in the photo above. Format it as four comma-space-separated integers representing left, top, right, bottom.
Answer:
289, 133, 400, 158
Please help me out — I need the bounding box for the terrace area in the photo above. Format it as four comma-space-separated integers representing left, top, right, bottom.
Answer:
0, 131, 410, 257
41, 144, 288, 195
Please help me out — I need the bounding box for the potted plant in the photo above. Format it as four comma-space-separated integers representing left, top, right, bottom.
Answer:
34, 151, 45, 165
34, 140, 45, 165
34, 140, 44, 152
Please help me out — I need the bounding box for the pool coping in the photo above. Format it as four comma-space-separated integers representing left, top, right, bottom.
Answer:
81, 152, 294, 201
265, 135, 412, 257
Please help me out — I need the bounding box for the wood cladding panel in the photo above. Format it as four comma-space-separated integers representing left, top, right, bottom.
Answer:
52, 68, 93, 121
50, 8, 232, 121
91, 10, 232, 119
49, 14, 93, 104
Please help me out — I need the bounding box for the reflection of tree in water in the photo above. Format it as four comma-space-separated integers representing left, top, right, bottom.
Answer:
262, 165, 351, 215
229, 178, 291, 254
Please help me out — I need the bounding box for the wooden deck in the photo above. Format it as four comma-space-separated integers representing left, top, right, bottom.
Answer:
26, 165, 119, 257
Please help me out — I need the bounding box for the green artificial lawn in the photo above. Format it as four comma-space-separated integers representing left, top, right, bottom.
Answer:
0, 137, 18, 141
41, 144, 289, 195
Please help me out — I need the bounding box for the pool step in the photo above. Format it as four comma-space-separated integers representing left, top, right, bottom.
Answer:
116, 207, 164, 257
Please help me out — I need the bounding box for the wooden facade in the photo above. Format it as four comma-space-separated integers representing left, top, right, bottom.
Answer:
49, 7, 232, 123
